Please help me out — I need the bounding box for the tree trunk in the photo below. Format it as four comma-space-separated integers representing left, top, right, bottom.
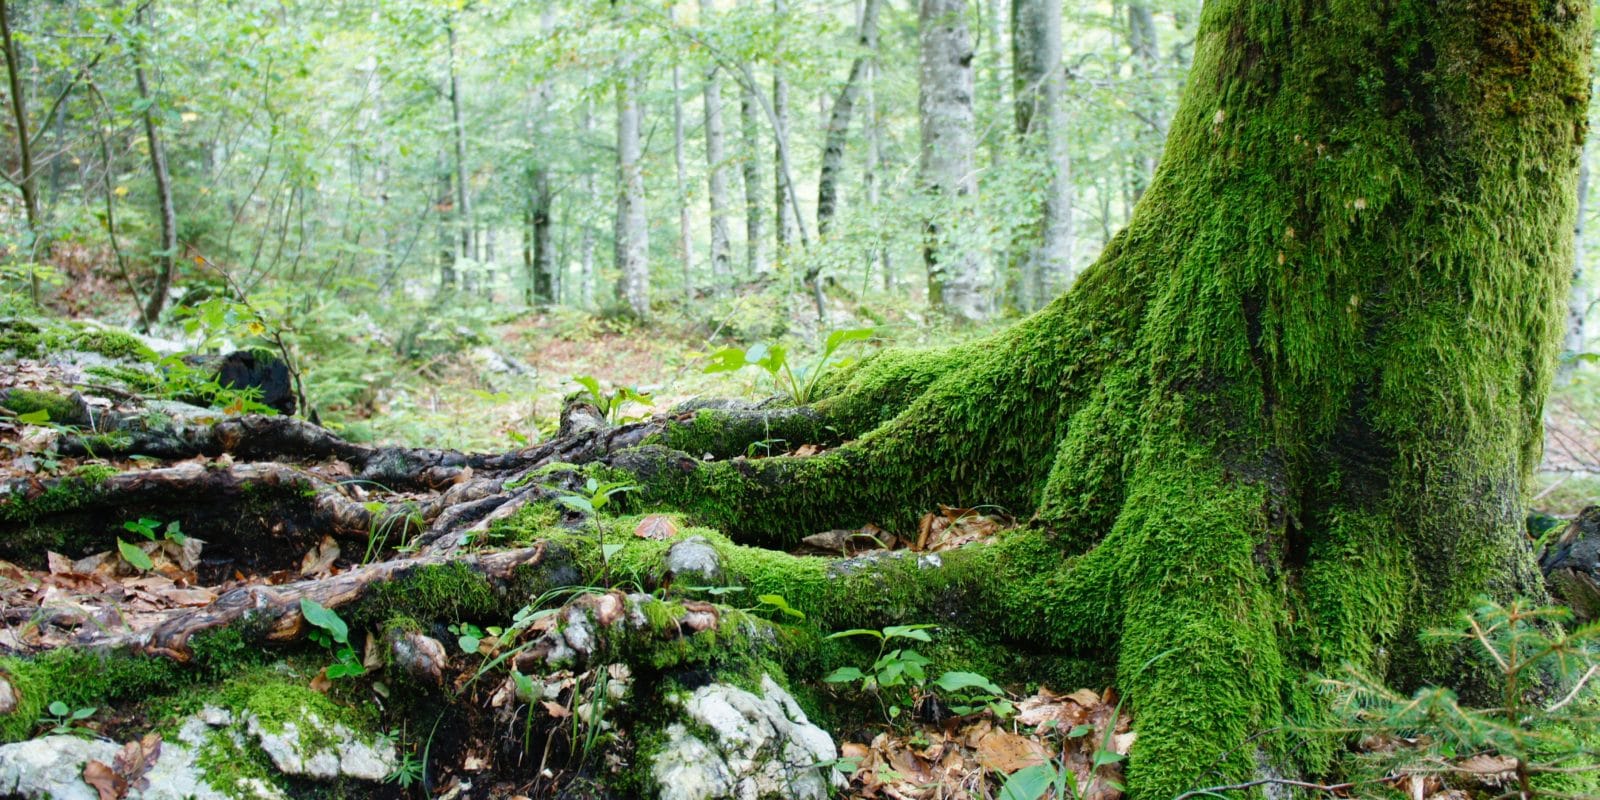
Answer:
740, 75, 768, 277
436, 161, 455, 293
581, 100, 597, 308
918, 0, 987, 320
0, 0, 39, 302
1564, 131, 1590, 369
864, 54, 889, 292
1125, 2, 1163, 203
815, 0, 883, 237
772, 0, 797, 254
446, 17, 474, 265
2, 5, 1584, 800
701, 0, 733, 293
1009, 0, 1072, 311
134, 6, 177, 328
600, 0, 1589, 793
671, 5, 695, 306
615, 66, 650, 319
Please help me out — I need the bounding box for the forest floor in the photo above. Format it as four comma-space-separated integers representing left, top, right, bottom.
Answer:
0, 304, 1593, 800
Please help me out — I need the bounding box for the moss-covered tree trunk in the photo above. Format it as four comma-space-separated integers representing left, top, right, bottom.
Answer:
634, 0, 1590, 793
3, 2, 1588, 798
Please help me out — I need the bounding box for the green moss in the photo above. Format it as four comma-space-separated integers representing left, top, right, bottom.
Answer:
653, 407, 838, 460
84, 364, 164, 393
0, 389, 77, 423
0, 650, 187, 742
195, 726, 286, 799
357, 561, 506, 627
0, 464, 116, 526
0, 318, 157, 363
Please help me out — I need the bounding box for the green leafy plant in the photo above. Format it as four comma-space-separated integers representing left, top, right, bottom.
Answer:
824, 623, 938, 721
748, 593, 806, 621
38, 700, 96, 736
571, 375, 652, 425
123, 517, 187, 544
703, 327, 875, 405
384, 751, 425, 788
933, 671, 1014, 718
299, 597, 365, 679
117, 517, 187, 572
553, 477, 637, 585
359, 500, 422, 563
998, 717, 1123, 800
1324, 596, 1600, 800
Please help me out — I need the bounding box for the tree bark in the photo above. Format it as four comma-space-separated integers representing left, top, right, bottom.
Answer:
815, 0, 884, 237
700, 0, 733, 293
614, 65, 650, 318
671, 4, 695, 306
740, 75, 769, 277
1565, 129, 1590, 368
581, 100, 597, 308
1009, 0, 1073, 311
864, 54, 890, 291
772, 0, 797, 255
1125, 2, 1163, 203
918, 0, 987, 320
446, 16, 474, 265
0, 0, 39, 302
134, 6, 178, 328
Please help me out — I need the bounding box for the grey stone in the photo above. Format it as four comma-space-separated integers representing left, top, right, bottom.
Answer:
243, 710, 397, 782
0, 735, 118, 800
665, 536, 723, 584
650, 674, 844, 800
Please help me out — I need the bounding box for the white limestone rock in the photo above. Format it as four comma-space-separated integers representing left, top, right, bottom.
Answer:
650, 674, 844, 800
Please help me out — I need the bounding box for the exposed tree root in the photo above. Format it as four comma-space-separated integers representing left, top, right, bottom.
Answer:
75, 544, 551, 660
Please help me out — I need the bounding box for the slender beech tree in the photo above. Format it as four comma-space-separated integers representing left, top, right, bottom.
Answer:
580, 99, 598, 308
446, 13, 474, 264
741, 79, 769, 276
614, 66, 650, 318
864, 48, 889, 290
700, 0, 733, 291
671, 4, 694, 305
1566, 132, 1591, 367
917, 0, 987, 320
0, 0, 38, 301
1010, 0, 1072, 310
134, 5, 177, 327
529, 13, 557, 306
772, 0, 797, 253
1126, 2, 1163, 202
816, 0, 884, 235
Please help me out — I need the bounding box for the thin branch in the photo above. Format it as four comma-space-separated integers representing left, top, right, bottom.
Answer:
1546, 664, 1600, 713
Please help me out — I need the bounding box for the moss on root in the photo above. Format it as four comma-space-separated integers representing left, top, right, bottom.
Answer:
0, 318, 157, 363
0, 389, 79, 423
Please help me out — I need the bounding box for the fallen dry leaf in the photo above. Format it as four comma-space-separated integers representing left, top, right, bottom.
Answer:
541, 700, 571, 718
634, 514, 678, 541
1456, 753, 1516, 785
299, 536, 341, 577
974, 728, 1047, 773
82, 759, 126, 800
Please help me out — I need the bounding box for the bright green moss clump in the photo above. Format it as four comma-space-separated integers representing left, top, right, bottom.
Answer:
0, 318, 157, 363
0, 389, 77, 423
0, 463, 117, 524
0, 650, 187, 742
